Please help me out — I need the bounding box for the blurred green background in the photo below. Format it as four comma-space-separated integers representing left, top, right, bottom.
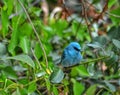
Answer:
0, 0, 120, 95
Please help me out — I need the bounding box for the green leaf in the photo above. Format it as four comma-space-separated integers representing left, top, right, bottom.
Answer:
105, 51, 118, 66
19, 87, 28, 95
18, 78, 29, 85
0, 90, 7, 95
35, 72, 46, 77
34, 43, 42, 59
20, 23, 32, 36
4, 54, 35, 69
86, 84, 97, 95
45, 79, 51, 91
87, 42, 102, 49
8, 16, 22, 55
108, 26, 120, 40
28, 82, 37, 93
50, 19, 68, 36
104, 81, 116, 92
42, 25, 53, 33
8, 28, 18, 55
2, 66, 17, 80
76, 65, 90, 77
87, 64, 95, 76
16, 88, 21, 95
12, 87, 21, 95
52, 85, 58, 95
72, 20, 79, 35
76, 25, 89, 41
5, 79, 15, 87
50, 67, 64, 83
105, 74, 120, 80
0, 43, 6, 56
110, 7, 120, 25
1, 8, 9, 37
102, 91, 110, 95
112, 39, 120, 49
108, 0, 117, 8
19, 36, 30, 54
71, 79, 85, 95
4, 0, 14, 15
94, 36, 108, 46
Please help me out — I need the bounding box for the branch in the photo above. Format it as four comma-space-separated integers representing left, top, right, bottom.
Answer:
31, 48, 42, 70
17, 0, 48, 68
81, 56, 109, 65
81, 0, 93, 41
106, 12, 120, 18
64, 56, 110, 69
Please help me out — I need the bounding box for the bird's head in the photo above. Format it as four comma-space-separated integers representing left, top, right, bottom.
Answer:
68, 42, 82, 52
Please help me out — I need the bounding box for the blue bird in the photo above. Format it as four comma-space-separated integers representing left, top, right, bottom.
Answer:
60, 42, 82, 67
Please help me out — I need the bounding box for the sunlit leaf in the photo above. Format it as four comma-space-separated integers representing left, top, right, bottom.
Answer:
20, 23, 32, 36
35, 72, 46, 77
12, 87, 21, 95
4, 0, 14, 15
108, 0, 117, 8
1, 8, 9, 37
19, 36, 30, 54
76, 65, 90, 77
87, 64, 94, 76
0, 90, 7, 95
19, 87, 28, 95
86, 84, 97, 95
110, 7, 120, 25
71, 78, 85, 95
28, 82, 37, 93
72, 20, 79, 35
8, 16, 22, 55
46, 79, 51, 91
87, 42, 102, 49
4, 54, 35, 69
112, 39, 120, 49
34, 43, 42, 59
52, 85, 58, 95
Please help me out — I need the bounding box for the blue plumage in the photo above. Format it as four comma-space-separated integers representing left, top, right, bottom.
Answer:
60, 42, 82, 67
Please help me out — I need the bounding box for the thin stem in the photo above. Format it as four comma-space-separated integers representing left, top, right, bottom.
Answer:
17, 0, 48, 68
75, 18, 83, 37
82, 0, 93, 41
66, 56, 109, 69
31, 48, 42, 70
24, 77, 42, 87
81, 56, 109, 65
106, 11, 120, 18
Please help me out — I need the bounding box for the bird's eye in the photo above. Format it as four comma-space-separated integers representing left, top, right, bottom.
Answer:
73, 47, 80, 51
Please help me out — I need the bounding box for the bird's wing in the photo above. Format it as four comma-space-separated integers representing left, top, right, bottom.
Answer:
61, 49, 66, 61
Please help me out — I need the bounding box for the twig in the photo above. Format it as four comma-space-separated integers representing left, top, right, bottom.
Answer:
31, 48, 42, 70
17, 0, 48, 68
106, 11, 120, 18
81, 56, 109, 65
65, 56, 109, 69
75, 18, 83, 37
81, 0, 93, 41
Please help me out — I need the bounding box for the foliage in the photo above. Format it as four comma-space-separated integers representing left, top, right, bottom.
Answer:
0, 0, 120, 95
